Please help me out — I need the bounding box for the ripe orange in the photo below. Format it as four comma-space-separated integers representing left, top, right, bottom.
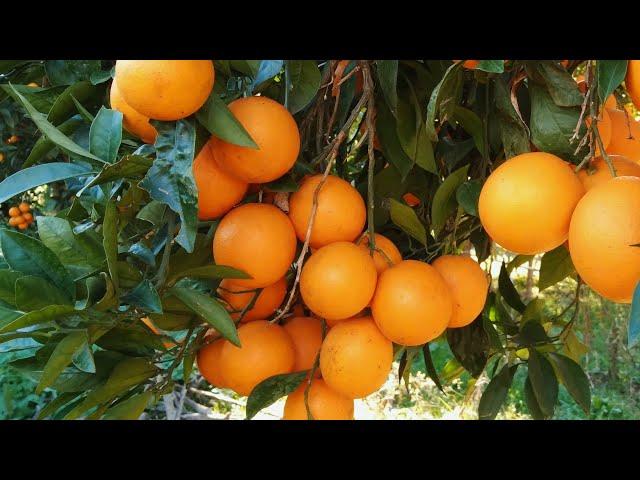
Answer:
0, 153, 4, 163
478, 152, 585, 254
8, 216, 23, 227
283, 379, 354, 420
6, 135, 19, 144
300, 241, 377, 321
357, 233, 402, 275
288, 174, 366, 249
109, 79, 158, 144
371, 260, 453, 345
213, 203, 297, 288
27, 82, 39, 87
193, 139, 248, 220
218, 277, 287, 322
577, 155, 640, 191
605, 95, 618, 110
115, 60, 215, 121
8, 207, 20, 217
211, 96, 300, 183
403, 192, 421, 207
569, 176, 640, 303
22, 212, 33, 222
17, 223, 28, 230
219, 320, 295, 396
18, 202, 30, 213
626, 60, 640, 109
453, 60, 479, 69
606, 108, 640, 162
197, 339, 228, 388
432, 255, 488, 328
320, 316, 392, 399
283, 316, 323, 374
324, 313, 363, 329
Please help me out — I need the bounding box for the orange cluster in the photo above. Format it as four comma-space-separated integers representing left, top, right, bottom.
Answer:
7, 203, 33, 230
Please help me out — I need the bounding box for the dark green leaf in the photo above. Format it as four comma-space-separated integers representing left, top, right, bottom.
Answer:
245, 371, 307, 419
446, 316, 489, 377
548, 352, 590, 415
476, 60, 504, 74
0, 270, 25, 306
196, 92, 258, 148
498, 262, 525, 313
478, 364, 517, 420
84, 155, 153, 191
537, 62, 584, 107
15, 276, 72, 311
102, 391, 153, 420
102, 200, 119, 292
422, 343, 444, 393
23, 115, 84, 168
121, 280, 162, 314
453, 106, 487, 158
89, 107, 123, 163
47, 81, 102, 125
597, 60, 628, 105
36, 331, 89, 394
377, 100, 414, 179
538, 245, 575, 291
389, 198, 427, 245
44, 60, 102, 86
376, 60, 398, 116
527, 348, 558, 418
494, 77, 530, 159
96, 327, 164, 357
0, 305, 77, 334
456, 179, 482, 216
286, 60, 321, 114
518, 321, 550, 346
37, 392, 81, 419
524, 375, 546, 419
431, 164, 469, 236
629, 281, 640, 348
396, 98, 436, 174
425, 62, 464, 140
168, 264, 250, 285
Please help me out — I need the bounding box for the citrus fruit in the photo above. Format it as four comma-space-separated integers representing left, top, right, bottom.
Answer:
8, 207, 20, 217
218, 277, 287, 322
18, 203, 30, 213
320, 316, 392, 399
288, 174, 366, 249
197, 339, 228, 388
357, 233, 402, 275
606, 108, 640, 162
403, 192, 421, 207
569, 176, 640, 303
432, 255, 488, 328
115, 60, 215, 121
282, 316, 323, 373
283, 379, 354, 420
193, 139, 248, 220
8, 216, 23, 227
577, 155, 640, 191
626, 60, 640, 109
478, 152, 585, 254
109, 79, 158, 144
371, 260, 453, 345
219, 321, 295, 396
300, 241, 377, 321
213, 203, 297, 288
22, 212, 33, 223
211, 96, 300, 183
17, 223, 28, 230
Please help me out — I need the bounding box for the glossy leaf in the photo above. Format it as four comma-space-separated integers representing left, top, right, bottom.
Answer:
425, 62, 463, 141
453, 106, 487, 158
422, 343, 444, 393
36, 331, 89, 394
527, 348, 558, 418
431, 164, 469, 236
102, 391, 153, 420
286, 60, 321, 114
167, 264, 250, 285
498, 262, 525, 313
196, 92, 258, 148
44, 60, 102, 86
120, 280, 162, 314
89, 107, 123, 163
47, 81, 102, 125
24, 115, 85, 167
597, 60, 628, 105
15, 276, 72, 312
0, 270, 25, 306
245, 371, 308, 419
389, 198, 427, 245
538, 245, 575, 291
0, 305, 77, 334
377, 100, 414, 179
376, 60, 399, 116
478, 364, 517, 420
537, 61, 584, 107
524, 375, 546, 419
456, 179, 482, 217
476, 60, 504, 74
446, 316, 489, 377
548, 352, 590, 415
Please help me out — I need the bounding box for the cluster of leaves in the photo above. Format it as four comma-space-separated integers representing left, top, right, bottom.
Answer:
0, 59, 634, 420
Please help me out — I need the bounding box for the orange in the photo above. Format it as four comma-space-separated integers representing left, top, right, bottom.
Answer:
577, 155, 640, 191
218, 277, 287, 322
478, 152, 585, 254
403, 192, 421, 207
569, 176, 640, 303
6, 135, 19, 144
288, 174, 366, 249
605, 95, 618, 110
320, 316, 392, 399
109, 79, 158, 144
0, 153, 4, 163
626, 60, 640, 109
283, 379, 354, 420
325, 314, 363, 329
18, 202, 30, 213
606, 108, 640, 162
211, 96, 300, 183
8, 207, 20, 217
17, 223, 28, 230
22, 212, 33, 222
141, 316, 176, 349
283, 316, 323, 374
115, 60, 214, 121
300, 241, 377, 321
371, 260, 453, 345
193, 139, 248, 220
575, 76, 616, 109
219, 320, 295, 396
357, 233, 402, 275
197, 339, 228, 388
453, 60, 479, 69
27, 82, 39, 87
432, 255, 488, 328
213, 203, 297, 288
8, 216, 23, 227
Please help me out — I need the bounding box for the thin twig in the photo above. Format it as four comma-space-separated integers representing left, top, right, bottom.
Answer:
361, 60, 377, 254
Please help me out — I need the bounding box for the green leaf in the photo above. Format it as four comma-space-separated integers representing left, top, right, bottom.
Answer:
453, 106, 487, 158
425, 62, 464, 141
264, 173, 299, 193
524, 375, 546, 419
245, 371, 308, 419
44, 60, 102, 85
538, 245, 575, 291
494, 77, 530, 159
89, 107, 123, 163
140, 119, 197, 253
121, 280, 162, 314
498, 262, 525, 313
0, 230, 75, 301
519, 321, 550, 346
286, 60, 321, 114
547, 352, 590, 415
476, 60, 504, 74
0, 270, 25, 306
527, 348, 558, 418
0, 162, 95, 204
84, 155, 153, 191
37, 392, 81, 419
628, 281, 640, 348
396, 97, 436, 174
15, 276, 72, 311
36, 331, 89, 394
183, 350, 196, 383
376, 60, 398, 116
0, 305, 22, 330
478, 364, 517, 420
36, 216, 105, 280
23, 115, 85, 167
389, 198, 427, 245
196, 92, 258, 148
168, 286, 239, 346
72, 341, 96, 373
0, 305, 77, 334
446, 317, 489, 377
102, 200, 119, 292
562, 329, 589, 363
431, 164, 469, 236
507, 254, 534, 273
377, 100, 414, 179
96, 327, 164, 357
47, 81, 102, 125
537, 61, 584, 107
64, 357, 157, 419
422, 343, 444, 393
456, 179, 482, 217
102, 391, 153, 420
1, 83, 105, 163
597, 60, 628, 105
530, 84, 586, 161
167, 264, 250, 285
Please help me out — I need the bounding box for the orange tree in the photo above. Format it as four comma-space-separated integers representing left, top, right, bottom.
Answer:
0, 59, 638, 420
